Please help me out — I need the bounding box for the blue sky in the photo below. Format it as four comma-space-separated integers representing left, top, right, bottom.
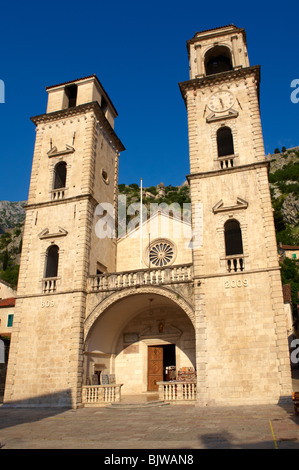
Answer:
0, 0, 298, 201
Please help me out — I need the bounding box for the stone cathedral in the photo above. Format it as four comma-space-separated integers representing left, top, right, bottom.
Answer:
4, 25, 293, 407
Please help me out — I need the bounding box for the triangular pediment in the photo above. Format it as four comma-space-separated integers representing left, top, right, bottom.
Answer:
212, 197, 248, 214
47, 144, 75, 158
206, 108, 239, 123
38, 227, 68, 239
117, 208, 191, 242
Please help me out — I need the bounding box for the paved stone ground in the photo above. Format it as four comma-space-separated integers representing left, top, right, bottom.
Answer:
0, 369, 298, 451
0, 401, 298, 450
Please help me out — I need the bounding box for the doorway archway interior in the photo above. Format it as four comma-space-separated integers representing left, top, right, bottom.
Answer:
84, 292, 195, 395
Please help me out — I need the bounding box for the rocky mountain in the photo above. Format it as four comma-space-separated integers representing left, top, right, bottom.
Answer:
266, 146, 299, 245
0, 201, 26, 234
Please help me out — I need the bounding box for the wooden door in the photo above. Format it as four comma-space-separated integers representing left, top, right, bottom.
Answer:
148, 346, 163, 391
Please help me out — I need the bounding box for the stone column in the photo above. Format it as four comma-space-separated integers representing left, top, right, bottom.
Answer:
195, 45, 203, 77
231, 35, 240, 67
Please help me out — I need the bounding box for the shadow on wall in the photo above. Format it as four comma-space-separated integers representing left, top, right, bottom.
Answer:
1, 388, 73, 410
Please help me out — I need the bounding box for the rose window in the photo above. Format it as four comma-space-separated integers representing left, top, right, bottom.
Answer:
149, 241, 175, 267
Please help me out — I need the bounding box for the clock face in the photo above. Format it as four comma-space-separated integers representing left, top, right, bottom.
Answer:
208, 91, 235, 113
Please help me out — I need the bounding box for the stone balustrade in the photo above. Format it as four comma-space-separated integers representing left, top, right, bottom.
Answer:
51, 188, 66, 200
82, 384, 123, 406
42, 277, 58, 294
88, 263, 193, 292
218, 154, 235, 169
157, 381, 197, 401
226, 255, 245, 272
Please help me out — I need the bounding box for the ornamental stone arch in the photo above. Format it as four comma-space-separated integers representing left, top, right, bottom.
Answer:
204, 44, 233, 76
84, 285, 195, 341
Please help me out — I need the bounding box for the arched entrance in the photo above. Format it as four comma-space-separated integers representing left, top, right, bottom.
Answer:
84, 288, 195, 396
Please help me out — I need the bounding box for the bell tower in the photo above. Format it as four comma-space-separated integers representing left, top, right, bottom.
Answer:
179, 25, 293, 405
4, 75, 125, 407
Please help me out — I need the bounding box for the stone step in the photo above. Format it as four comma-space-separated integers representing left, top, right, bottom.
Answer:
107, 400, 169, 409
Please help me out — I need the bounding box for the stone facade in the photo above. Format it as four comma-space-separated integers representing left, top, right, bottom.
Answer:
3, 25, 293, 407
179, 24, 292, 405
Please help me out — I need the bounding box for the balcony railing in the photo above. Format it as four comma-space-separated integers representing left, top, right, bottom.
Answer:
43, 277, 58, 293
51, 188, 66, 200
82, 384, 123, 406
218, 155, 235, 169
88, 263, 193, 292
226, 255, 245, 273
157, 381, 196, 401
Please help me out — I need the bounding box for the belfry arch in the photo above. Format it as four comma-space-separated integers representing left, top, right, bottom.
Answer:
204, 45, 233, 76
84, 287, 196, 395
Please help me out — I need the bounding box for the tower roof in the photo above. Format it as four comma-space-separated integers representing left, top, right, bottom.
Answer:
45, 74, 118, 116
187, 24, 247, 49
192, 24, 239, 36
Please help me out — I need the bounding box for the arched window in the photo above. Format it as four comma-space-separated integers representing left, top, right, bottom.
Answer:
45, 245, 59, 278
217, 127, 234, 157
205, 46, 233, 76
224, 220, 243, 256
53, 162, 67, 189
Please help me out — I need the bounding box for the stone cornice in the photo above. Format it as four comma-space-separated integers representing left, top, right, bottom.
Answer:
179, 65, 260, 102
193, 265, 281, 280
24, 193, 100, 211
187, 25, 247, 50
30, 101, 125, 153
187, 160, 269, 182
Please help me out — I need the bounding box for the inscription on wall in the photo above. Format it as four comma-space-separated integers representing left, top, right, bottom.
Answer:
225, 279, 248, 289
41, 300, 55, 308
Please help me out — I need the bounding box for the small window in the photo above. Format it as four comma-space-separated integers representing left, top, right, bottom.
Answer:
45, 245, 59, 278
53, 162, 67, 189
7, 314, 14, 328
101, 169, 109, 184
293, 254, 297, 259
65, 84, 77, 108
224, 220, 243, 256
217, 127, 234, 157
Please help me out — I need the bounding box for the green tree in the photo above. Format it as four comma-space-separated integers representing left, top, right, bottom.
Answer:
129, 183, 139, 191
0, 264, 19, 288
147, 186, 157, 196
280, 257, 299, 316
2, 249, 9, 271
